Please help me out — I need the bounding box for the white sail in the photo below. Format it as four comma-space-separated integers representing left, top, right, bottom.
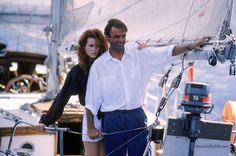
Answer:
60, 1, 94, 40
75, 0, 233, 42
0, 0, 234, 51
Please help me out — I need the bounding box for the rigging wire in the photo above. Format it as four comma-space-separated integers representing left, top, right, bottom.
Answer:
84, 0, 142, 28
142, 0, 210, 41
155, 54, 194, 117
181, 0, 195, 40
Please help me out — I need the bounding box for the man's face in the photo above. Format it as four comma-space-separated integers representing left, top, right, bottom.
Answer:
106, 27, 126, 51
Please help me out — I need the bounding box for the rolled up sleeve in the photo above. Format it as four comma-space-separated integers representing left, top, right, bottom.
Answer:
85, 66, 102, 116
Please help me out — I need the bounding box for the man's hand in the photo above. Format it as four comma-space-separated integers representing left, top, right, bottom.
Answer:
87, 126, 104, 139
189, 37, 210, 51
172, 36, 210, 56
86, 108, 105, 139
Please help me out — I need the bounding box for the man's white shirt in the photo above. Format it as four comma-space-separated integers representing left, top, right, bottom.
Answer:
85, 44, 175, 116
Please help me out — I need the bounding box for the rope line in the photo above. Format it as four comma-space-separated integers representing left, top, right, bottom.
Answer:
47, 125, 149, 156
59, 126, 148, 136
106, 127, 149, 156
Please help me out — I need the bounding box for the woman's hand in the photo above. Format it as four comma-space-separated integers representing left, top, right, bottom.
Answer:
36, 123, 46, 131
137, 42, 149, 50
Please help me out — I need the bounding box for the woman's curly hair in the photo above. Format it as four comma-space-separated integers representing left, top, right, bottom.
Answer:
77, 28, 108, 74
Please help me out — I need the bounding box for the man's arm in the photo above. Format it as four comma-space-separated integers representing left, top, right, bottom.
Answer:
86, 108, 103, 139
172, 37, 210, 56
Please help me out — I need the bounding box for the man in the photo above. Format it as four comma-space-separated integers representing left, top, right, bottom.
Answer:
85, 18, 209, 156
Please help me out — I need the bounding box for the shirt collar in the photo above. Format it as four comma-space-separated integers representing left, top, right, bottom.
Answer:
104, 46, 130, 62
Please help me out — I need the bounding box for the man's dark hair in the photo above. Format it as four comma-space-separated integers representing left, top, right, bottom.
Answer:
104, 18, 128, 37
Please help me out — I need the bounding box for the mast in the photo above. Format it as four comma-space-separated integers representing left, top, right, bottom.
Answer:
45, 0, 64, 99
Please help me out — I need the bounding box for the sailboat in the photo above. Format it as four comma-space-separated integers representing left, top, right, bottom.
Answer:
0, 0, 236, 156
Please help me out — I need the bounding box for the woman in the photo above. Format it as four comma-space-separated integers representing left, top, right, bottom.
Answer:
37, 28, 108, 156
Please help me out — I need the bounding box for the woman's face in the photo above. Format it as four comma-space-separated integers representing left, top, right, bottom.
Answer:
85, 37, 100, 59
